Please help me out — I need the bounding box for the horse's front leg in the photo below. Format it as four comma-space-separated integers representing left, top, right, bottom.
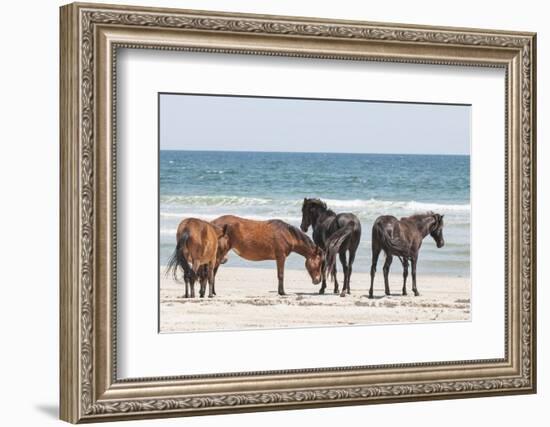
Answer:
212, 264, 219, 296
207, 262, 216, 298
383, 254, 393, 296
369, 247, 381, 299
411, 256, 419, 296
401, 257, 409, 296
276, 255, 286, 296
319, 262, 327, 294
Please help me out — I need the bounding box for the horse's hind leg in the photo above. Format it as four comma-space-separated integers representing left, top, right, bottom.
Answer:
369, 247, 381, 299
199, 279, 207, 298
338, 251, 349, 297
319, 260, 327, 294
401, 257, 409, 296
383, 254, 393, 296
184, 275, 190, 298
198, 266, 207, 298
183, 268, 194, 298
189, 275, 196, 298
276, 255, 286, 296
332, 263, 340, 294
347, 248, 357, 295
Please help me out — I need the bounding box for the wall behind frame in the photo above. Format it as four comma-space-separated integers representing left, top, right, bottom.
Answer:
0, 0, 545, 426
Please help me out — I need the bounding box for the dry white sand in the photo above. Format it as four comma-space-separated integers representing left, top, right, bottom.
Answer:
160, 266, 470, 333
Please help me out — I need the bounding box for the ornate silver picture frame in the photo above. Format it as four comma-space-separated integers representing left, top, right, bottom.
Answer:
60, 2, 536, 423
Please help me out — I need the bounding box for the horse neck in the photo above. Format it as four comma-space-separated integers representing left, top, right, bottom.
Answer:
291, 238, 315, 259
415, 215, 435, 238
313, 208, 334, 228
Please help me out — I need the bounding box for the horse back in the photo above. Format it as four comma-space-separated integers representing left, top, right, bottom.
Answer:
212, 215, 281, 261
176, 218, 219, 264
335, 212, 361, 231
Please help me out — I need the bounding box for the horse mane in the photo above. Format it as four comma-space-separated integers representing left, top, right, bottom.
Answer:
403, 211, 442, 231
270, 220, 316, 250
286, 223, 316, 249
306, 198, 336, 216
404, 211, 435, 220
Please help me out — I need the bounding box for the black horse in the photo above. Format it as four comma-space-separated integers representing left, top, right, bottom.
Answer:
369, 212, 445, 298
300, 198, 362, 297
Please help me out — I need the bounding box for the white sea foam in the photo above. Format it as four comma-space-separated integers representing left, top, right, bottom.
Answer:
322, 198, 470, 212
160, 212, 302, 223
160, 195, 470, 213
160, 195, 273, 206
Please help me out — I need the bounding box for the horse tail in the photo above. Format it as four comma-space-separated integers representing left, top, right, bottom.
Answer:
372, 220, 403, 254
325, 223, 358, 282
165, 231, 191, 282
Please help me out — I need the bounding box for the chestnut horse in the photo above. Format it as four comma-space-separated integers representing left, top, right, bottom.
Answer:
369, 212, 445, 298
211, 215, 323, 295
166, 218, 230, 298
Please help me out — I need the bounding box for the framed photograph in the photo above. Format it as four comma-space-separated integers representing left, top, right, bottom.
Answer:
60, 2, 537, 423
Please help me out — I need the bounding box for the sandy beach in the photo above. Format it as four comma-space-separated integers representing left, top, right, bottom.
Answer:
160, 266, 471, 333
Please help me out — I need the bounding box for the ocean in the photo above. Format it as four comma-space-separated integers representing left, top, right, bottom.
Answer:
159, 150, 470, 277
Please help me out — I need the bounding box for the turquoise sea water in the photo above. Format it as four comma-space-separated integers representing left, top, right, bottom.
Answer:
160, 150, 470, 277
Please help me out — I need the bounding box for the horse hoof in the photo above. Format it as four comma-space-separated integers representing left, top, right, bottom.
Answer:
339, 292, 346, 298
414, 292, 420, 297
368, 293, 374, 299
278, 292, 286, 296
208, 294, 214, 298
319, 289, 325, 295
333, 289, 339, 294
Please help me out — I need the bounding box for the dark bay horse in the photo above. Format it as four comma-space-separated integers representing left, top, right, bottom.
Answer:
369, 212, 445, 298
300, 198, 362, 297
166, 218, 230, 298
211, 215, 323, 295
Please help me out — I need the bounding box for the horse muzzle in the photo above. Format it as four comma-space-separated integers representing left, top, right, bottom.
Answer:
437, 240, 445, 248
312, 277, 322, 285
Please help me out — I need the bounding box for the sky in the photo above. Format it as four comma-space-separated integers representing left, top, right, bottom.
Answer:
159, 93, 470, 155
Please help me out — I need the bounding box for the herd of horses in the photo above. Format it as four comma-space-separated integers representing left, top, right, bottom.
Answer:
166, 198, 445, 299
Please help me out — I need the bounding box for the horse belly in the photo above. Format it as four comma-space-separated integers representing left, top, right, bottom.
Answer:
231, 245, 274, 261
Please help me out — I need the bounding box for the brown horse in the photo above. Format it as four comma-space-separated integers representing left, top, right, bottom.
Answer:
369, 212, 445, 298
211, 215, 324, 295
166, 218, 230, 298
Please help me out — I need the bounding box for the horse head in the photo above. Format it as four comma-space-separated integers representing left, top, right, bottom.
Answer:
305, 246, 324, 285
429, 213, 445, 248
300, 198, 327, 232
215, 224, 231, 265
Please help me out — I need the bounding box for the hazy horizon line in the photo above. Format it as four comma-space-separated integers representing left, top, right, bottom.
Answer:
159, 148, 470, 156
